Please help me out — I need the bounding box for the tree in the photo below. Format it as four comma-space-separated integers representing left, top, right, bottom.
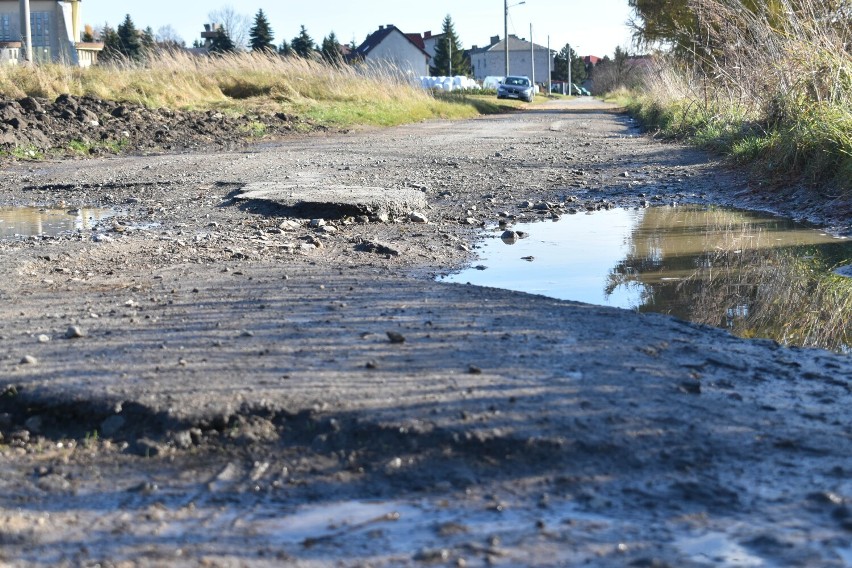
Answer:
249, 9, 275, 52
429, 15, 469, 76
209, 28, 237, 54
553, 44, 586, 84
208, 5, 250, 50
141, 26, 156, 52
156, 25, 185, 49
116, 14, 142, 59
278, 39, 293, 57
291, 25, 316, 58
99, 23, 121, 61
81, 25, 95, 43
320, 31, 342, 64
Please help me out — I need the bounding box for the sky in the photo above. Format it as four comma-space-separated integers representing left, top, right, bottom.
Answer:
80, 0, 635, 59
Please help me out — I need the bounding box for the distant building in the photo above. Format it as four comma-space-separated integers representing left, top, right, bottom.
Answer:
421, 30, 446, 60
468, 34, 554, 83
349, 24, 430, 76
0, 0, 102, 66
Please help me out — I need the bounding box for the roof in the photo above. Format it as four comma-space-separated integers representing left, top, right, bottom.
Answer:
352, 25, 430, 59
405, 33, 426, 51
486, 35, 550, 53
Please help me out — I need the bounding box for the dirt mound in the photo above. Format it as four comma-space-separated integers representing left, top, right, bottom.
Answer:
0, 94, 314, 157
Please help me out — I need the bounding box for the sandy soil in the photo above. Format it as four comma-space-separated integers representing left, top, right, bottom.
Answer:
0, 98, 850, 567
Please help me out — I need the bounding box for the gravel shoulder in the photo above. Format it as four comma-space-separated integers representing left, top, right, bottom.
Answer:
1, 98, 851, 567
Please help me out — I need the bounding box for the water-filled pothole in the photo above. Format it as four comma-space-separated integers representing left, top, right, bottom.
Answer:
442, 205, 852, 351
0, 206, 117, 239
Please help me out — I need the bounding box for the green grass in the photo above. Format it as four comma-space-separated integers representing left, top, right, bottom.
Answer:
624, 91, 852, 193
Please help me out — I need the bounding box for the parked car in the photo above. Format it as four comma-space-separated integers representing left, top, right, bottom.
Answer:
497, 76, 534, 103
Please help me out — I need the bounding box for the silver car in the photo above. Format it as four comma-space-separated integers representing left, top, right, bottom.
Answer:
497, 76, 534, 103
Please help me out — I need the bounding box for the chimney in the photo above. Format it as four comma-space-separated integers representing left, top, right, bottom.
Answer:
379, 25, 384, 31
490, 35, 499, 45
204, 24, 211, 32
424, 31, 432, 39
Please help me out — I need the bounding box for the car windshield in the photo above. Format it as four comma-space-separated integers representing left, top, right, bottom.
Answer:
505, 77, 529, 86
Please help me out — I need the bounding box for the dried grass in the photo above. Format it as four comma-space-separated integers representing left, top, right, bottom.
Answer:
627, 0, 852, 191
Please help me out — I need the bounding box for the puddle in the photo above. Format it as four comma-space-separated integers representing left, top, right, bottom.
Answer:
677, 532, 769, 567
442, 206, 852, 351
0, 206, 117, 239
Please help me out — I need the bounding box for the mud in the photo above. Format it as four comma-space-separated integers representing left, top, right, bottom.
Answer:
0, 98, 850, 567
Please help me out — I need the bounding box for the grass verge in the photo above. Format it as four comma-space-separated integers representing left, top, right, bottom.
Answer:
0, 51, 501, 129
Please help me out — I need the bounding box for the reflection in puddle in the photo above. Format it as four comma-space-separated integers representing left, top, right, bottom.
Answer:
0, 206, 116, 238
676, 532, 766, 567
442, 206, 852, 351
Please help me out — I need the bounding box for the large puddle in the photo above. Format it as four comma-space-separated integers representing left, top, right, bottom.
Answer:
442, 206, 852, 351
0, 206, 116, 239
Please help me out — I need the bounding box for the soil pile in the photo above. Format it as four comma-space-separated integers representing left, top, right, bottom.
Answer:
0, 94, 313, 157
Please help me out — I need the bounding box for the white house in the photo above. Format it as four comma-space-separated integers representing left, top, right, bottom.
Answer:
469, 34, 554, 84
350, 24, 430, 77
0, 0, 102, 66
421, 30, 446, 60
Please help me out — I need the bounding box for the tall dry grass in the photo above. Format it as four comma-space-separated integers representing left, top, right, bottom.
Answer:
0, 50, 478, 126
627, 0, 852, 192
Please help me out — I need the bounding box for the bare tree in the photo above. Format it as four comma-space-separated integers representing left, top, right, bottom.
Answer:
156, 25, 185, 47
208, 5, 250, 51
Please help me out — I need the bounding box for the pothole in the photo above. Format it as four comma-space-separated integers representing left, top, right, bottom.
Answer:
441, 205, 852, 351
0, 206, 118, 239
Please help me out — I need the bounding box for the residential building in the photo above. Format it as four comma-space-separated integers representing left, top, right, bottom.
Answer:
0, 0, 102, 66
349, 24, 430, 76
469, 34, 554, 84
421, 30, 446, 60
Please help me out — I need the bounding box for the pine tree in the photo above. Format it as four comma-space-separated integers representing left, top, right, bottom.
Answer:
99, 24, 121, 61
249, 9, 275, 52
320, 32, 342, 64
141, 26, 156, 52
553, 44, 586, 83
429, 15, 469, 76
116, 14, 142, 59
291, 25, 316, 58
278, 39, 293, 57
209, 28, 237, 54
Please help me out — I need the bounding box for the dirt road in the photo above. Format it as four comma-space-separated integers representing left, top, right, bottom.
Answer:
1, 99, 850, 566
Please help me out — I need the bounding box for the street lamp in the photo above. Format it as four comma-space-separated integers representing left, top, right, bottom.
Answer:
504, 0, 525, 77
19, 0, 32, 64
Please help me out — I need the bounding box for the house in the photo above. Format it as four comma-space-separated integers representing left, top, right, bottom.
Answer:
421, 30, 446, 60
349, 24, 430, 76
469, 34, 554, 84
0, 0, 102, 66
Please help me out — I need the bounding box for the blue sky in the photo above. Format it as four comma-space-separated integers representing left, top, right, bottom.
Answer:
81, 0, 635, 59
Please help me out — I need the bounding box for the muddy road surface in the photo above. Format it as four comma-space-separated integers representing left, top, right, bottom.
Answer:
1, 99, 851, 567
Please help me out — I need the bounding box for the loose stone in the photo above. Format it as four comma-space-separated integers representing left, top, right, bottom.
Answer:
65, 325, 85, 339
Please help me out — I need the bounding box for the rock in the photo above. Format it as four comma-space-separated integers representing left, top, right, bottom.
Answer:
409, 211, 428, 223
501, 230, 518, 244
309, 218, 326, 228
64, 325, 86, 339
386, 331, 406, 344
355, 240, 399, 257
19, 355, 38, 365
24, 415, 43, 433
100, 415, 126, 437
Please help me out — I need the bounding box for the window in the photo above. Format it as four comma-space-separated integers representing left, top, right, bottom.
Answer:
30, 12, 51, 62
31, 12, 50, 47
0, 14, 12, 42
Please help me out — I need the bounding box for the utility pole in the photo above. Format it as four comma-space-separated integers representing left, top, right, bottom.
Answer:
448, 36, 452, 77
547, 35, 551, 97
19, 0, 32, 64
530, 23, 534, 87
567, 43, 572, 96
504, 0, 509, 77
